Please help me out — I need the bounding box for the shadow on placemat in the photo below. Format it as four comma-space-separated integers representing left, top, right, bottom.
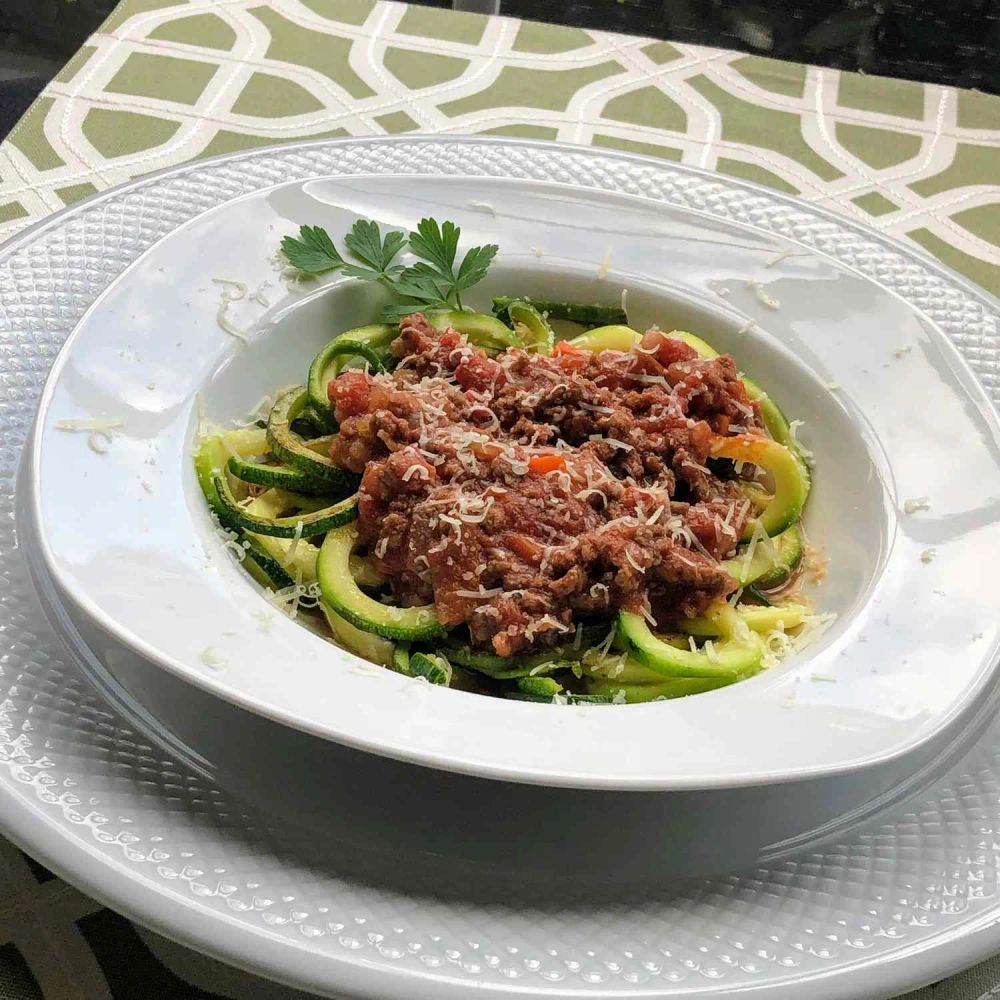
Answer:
0, 76, 45, 140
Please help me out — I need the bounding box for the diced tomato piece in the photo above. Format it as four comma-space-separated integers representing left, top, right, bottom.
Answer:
507, 533, 543, 564
385, 447, 436, 493
455, 353, 505, 394
554, 340, 591, 373
528, 453, 567, 474
328, 370, 373, 419
640, 330, 698, 367
688, 420, 712, 459
470, 440, 502, 461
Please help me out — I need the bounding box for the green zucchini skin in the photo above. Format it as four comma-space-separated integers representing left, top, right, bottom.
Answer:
443, 625, 608, 678
226, 456, 332, 495
212, 473, 358, 538
193, 437, 296, 590
391, 643, 413, 676
426, 310, 521, 352
709, 434, 810, 538
307, 324, 397, 430
322, 603, 395, 667
317, 523, 446, 640
492, 297, 627, 329
495, 300, 555, 354
515, 676, 563, 697
267, 386, 359, 492
194, 436, 230, 522
724, 523, 804, 587
241, 545, 293, 590
585, 675, 730, 703
679, 604, 809, 637
505, 691, 614, 704
409, 652, 453, 686
617, 611, 762, 681
567, 325, 639, 353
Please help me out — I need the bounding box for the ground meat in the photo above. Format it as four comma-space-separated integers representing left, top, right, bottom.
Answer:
329, 314, 761, 655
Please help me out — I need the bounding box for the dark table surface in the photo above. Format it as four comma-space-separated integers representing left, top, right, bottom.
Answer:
2, 0, 999, 106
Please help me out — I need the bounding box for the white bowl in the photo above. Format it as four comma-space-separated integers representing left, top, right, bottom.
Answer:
26, 155, 1000, 790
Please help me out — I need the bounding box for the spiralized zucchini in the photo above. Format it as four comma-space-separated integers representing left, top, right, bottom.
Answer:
194, 305, 822, 705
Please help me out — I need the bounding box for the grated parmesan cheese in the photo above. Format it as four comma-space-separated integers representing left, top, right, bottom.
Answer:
87, 430, 113, 453
199, 646, 226, 671
211, 277, 248, 299
401, 463, 430, 482
745, 278, 780, 310
196, 393, 208, 438
596, 245, 612, 279
920, 547, 936, 564
764, 248, 797, 268
56, 417, 124, 454
54, 417, 123, 432
281, 520, 305, 567
454, 586, 503, 599
216, 301, 250, 344
903, 496, 930, 514
250, 608, 276, 632
625, 547, 645, 573
787, 419, 814, 465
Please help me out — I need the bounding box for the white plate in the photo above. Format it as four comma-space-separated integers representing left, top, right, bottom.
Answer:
24, 139, 1000, 791
3, 138, 1000, 1000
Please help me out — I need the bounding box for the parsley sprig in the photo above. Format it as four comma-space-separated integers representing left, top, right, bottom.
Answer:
280, 218, 498, 320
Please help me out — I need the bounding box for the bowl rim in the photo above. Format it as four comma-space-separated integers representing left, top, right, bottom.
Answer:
23, 133, 1000, 791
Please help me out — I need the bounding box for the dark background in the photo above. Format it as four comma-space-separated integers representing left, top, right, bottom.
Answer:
1, 0, 998, 141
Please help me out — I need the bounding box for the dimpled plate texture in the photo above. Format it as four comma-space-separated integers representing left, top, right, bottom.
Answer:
3, 137, 1000, 1000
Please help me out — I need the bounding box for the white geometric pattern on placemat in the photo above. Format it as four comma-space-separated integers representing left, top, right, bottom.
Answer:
1, 0, 996, 295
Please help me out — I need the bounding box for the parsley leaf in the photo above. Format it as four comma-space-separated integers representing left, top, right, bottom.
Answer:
342, 219, 406, 276
381, 299, 442, 321
455, 243, 498, 293
280, 225, 343, 274
280, 216, 498, 318
408, 218, 460, 279
404, 218, 498, 311
392, 265, 451, 304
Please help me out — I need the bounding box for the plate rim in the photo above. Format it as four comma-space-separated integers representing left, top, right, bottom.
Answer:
4, 133, 998, 315
4, 134, 1000, 1000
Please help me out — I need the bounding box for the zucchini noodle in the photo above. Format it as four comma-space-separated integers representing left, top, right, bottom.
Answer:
195, 292, 828, 704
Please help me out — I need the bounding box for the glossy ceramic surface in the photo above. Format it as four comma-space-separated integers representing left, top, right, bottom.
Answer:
3, 137, 1000, 1000
23, 487, 990, 883
27, 140, 1000, 790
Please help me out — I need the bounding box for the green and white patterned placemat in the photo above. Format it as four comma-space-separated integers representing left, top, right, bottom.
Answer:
1, 0, 998, 292
0, 2, 998, 998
